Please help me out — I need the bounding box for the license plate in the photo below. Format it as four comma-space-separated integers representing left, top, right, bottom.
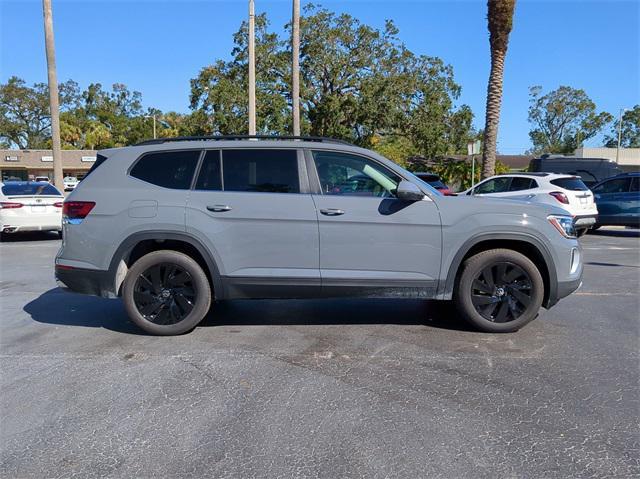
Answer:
579, 197, 588, 204
30, 205, 46, 213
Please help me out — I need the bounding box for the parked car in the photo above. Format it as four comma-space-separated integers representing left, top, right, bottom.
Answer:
0, 181, 64, 239
34, 176, 51, 183
55, 136, 583, 335
529, 155, 624, 188
461, 173, 598, 237
412, 172, 455, 196
590, 172, 639, 229
63, 176, 80, 191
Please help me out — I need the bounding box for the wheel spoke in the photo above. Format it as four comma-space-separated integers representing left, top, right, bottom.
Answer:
481, 302, 499, 318
139, 300, 163, 317
496, 263, 507, 283
134, 291, 155, 305
472, 294, 499, 306
494, 301, 510, 322
149, 265, 163, 294
472, 279, 493, 294
169, 270, 190, 287
163, 264, 176, 284
174, 293, 194, 315
504, 266, 524, 283
482, 266, 495, 289
509, 287, 532, 308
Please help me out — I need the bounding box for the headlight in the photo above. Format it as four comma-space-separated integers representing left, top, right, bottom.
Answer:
548, 215, 577, 238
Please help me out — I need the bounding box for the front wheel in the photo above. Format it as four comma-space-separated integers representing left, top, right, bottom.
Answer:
453, 249, 544, 333
122, 250, 211, 335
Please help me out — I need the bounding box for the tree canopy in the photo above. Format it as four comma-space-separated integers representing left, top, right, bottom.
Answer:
604, 105, 640, 148
527, 85, 612, 154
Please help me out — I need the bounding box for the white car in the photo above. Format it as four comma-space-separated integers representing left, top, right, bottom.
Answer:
0, 181, 64, 239
462, 173, 598, 236
63, 176, 79, 191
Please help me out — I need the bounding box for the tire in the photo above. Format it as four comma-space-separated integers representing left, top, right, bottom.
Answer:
576, 228, 588, 238
122, 250, 211, 335
453, 249, 544, 333
57, 230, 63, 239
588, 225, 601, 233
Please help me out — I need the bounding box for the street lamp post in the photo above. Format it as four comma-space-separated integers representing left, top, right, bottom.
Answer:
248, 0, 256, 135
616, 108, 627, 164
145, 115, 157, 139
42, 0, 64, 191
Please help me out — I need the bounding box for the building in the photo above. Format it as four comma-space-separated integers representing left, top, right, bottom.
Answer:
0, 149, 97, 181
574, 147, 640, 170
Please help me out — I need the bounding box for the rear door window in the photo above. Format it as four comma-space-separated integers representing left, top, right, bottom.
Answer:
509, 178, 534, 191
195, 150, 222, 191
474, 177, 511, 194
630, 177, 639, 192
130, 150, 200, 189
222, 149, 299, 193
550, 177, 589, 191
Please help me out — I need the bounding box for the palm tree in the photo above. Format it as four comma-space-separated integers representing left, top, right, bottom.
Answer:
291, 0, 301, 136
481, 0, 516, 179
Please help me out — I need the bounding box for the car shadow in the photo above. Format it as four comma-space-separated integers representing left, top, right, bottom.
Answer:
1, 231, 61, 242
589, 228, 640, 238
24, 288, 476, 335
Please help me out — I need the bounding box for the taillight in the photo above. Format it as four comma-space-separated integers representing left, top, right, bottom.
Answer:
63, 201, 95, 220
0, 202, 23, 209
53, 202, 64, 208
549, 191, 569, 204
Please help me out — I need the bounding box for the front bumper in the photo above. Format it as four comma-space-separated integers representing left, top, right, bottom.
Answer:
55, 265, 114, 297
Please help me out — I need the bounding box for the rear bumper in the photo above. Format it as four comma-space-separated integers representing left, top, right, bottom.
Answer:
55, 265, 114, 298
574, 214, 598, 227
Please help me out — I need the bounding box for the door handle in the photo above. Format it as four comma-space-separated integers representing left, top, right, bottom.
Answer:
320, 208, 345, 216
207, 205, 232, 212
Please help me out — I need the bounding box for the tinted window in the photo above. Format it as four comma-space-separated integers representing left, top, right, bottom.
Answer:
1, 183, 61, 196
474, 177, 511, 194
509, 177, 534, 191
195, 150, 222, 191
550, 177, 589, 191
630, 177, 639, 192
130, 150, 200, 189
222, 149, 299, 193
84, 154, 108, 179
313, 151, 400, 197
592, 178, 631, 194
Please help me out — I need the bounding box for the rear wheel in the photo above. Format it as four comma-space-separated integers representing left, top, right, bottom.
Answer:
453, 249, 544, 333
122, 250, 211, 335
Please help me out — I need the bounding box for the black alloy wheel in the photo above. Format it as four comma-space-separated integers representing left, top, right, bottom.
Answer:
470, 261, 533, 323
133, 262, 197, 325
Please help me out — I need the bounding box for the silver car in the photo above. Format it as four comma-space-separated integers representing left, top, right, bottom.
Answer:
55, 136, 583, 335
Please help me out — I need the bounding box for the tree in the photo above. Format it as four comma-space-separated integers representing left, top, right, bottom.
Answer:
604, 105, 640, 148
0, 76, 78, 148
190, 6, 474, 161
527, 85, 613, 154
481, 0, 516, 179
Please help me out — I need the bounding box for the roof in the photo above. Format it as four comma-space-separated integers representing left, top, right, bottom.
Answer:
135, 135, 352, 146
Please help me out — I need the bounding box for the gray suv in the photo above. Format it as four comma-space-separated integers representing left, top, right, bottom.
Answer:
55, 136, 583, 335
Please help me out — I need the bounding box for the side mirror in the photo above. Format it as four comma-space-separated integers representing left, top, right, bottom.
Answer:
396, 180, 424, 201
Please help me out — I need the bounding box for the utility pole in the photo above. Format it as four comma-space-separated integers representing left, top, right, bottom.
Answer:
616, 108, 626, 164
42, 0, 64, 191
248, 0, 256, 135
291, 0, 301, 136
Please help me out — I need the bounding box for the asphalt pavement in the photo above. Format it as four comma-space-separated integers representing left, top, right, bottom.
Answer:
1, 229, 639, 478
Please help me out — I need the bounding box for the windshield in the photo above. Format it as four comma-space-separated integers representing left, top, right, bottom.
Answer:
1, 183, 62, 196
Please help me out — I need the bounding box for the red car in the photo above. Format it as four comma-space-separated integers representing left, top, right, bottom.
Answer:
413, 172, 456, 196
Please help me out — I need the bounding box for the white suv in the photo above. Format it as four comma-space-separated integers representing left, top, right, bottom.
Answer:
463, 173, 598, 236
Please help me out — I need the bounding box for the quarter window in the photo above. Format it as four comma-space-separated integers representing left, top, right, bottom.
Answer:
221, 149, 299, 193
312, 151, 400, 197
130, 150, 200, 189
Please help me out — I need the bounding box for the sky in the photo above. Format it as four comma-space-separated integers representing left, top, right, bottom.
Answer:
1, 0, 639, 153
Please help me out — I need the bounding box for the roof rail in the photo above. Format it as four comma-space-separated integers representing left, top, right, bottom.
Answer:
134, 135, 353, 146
